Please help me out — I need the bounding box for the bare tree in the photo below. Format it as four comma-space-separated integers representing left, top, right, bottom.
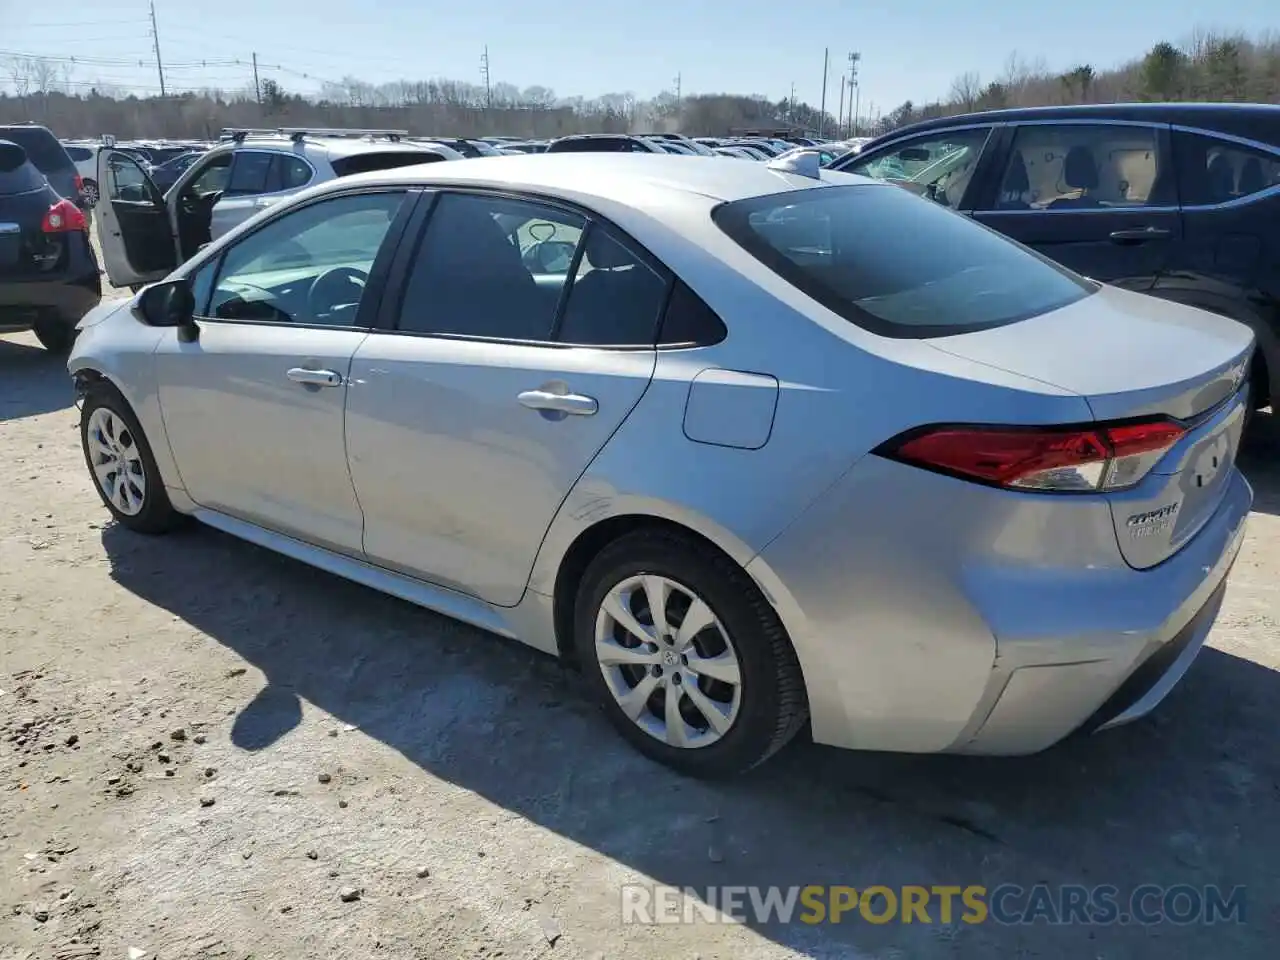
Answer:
948, 71, 982, 112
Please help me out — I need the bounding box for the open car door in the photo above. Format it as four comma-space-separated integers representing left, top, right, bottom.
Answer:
95, 149, 178, 288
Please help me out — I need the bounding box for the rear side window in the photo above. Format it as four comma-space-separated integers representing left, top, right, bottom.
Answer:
0, 143, 44, 195
1174, 131, 1280, 205
330, 151, 445, 177
65, 146, 93, 162
713, 184, 1095, 338
0, 127, 73, 173
659, 281, 728, 346
225, 151, 273, 195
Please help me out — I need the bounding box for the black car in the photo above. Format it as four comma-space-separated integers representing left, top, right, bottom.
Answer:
829, 103, 1280, 414
148, 150, 202, 192
0, 123, 84, 207
0, 139, 102, 353
545, 134, 666, 154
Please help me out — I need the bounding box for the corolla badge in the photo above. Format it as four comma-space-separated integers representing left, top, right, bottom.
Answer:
1127, 502, 1180, 539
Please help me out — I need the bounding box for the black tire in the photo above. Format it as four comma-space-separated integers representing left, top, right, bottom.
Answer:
81, 179, 100, 208
573, 528, 808, 778
32, 315, 77, 354
79, 382, 185, 534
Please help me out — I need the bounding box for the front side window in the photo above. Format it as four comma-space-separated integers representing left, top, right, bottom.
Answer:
847, 128, 991, 209
396, 193, 586, 341
207, 191, 406, 326
713, 184, 1094, 338
996, 124, 1166, 211
1174, 131, 1280, 206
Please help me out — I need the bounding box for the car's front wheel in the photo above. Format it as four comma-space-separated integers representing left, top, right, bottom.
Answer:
574, 529, 808, 777
79, 382, 184, 534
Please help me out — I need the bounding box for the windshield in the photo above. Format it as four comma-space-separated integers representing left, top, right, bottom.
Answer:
713, 183, 1094, 338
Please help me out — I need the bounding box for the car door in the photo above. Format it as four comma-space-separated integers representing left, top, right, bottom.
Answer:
836, 125, 999, 211
94, 149, 178, 287
969, 121, 1182, 290
153, 187, 415, 555
345, 190, 669, 606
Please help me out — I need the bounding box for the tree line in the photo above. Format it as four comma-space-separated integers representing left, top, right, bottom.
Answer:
2, 28, 1278, 143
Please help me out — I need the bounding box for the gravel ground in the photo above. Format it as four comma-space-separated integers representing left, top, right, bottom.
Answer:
2, 329, 1279, 960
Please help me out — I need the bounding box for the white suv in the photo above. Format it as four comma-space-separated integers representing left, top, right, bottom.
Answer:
95, 128, 461, 289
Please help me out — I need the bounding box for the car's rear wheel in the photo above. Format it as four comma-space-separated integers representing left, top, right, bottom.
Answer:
32, 315, 77, 354
81, 179, 100, 208
79, 383, 184, 534
574, 529, 808, 777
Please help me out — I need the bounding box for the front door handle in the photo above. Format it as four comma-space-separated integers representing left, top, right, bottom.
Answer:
518, 389, 598, 416
287, 367, 343, 387
1109, 226, 1171, 243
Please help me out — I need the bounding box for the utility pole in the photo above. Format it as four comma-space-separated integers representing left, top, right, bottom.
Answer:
818, 48, 829, 138
480, 45, 492, 109
673, 72, 681, 106
252, 52, 261, 106
789, 81, 796, 121
847, 52, 860, 139
149, 1, 166, 97
837, 75, 845, 138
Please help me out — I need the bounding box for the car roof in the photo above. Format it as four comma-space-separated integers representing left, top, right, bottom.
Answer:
875, 102, 1280, 144
335, 152, 869, 204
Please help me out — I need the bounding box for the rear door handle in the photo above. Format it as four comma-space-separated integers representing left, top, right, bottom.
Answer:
287, 367, 343, 387
1109, 226, 1171, 242
518, 389, 598, 416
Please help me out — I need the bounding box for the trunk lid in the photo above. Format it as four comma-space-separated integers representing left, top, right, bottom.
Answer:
929, 285, 1254, 569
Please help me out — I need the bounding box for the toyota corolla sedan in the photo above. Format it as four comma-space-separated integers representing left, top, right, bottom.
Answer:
68, 152, 1254, 777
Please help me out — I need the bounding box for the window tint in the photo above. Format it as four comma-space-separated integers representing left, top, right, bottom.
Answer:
556, 227, 668, 345
659, 281, 727, 346
0, 127, 73, 172
714, 184, 1093, 338
65, 146, 93, 162
189, 258, 218, 316
224, 151, 273, 195
208, 191, 405, 326
396, 193, 585, 340
330, 151, 445, 177
276, 155, 312, 189
848, 129, 991, 209
1174, 131, 1280, 206
995, 124, 1167, 211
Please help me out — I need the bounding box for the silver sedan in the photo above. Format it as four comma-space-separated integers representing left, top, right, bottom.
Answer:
68, 153, 1254, 777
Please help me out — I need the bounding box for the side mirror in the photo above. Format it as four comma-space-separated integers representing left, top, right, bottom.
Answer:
136, 277, 199, 341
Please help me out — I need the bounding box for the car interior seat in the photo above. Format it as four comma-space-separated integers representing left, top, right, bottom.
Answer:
1048, 146, 1102, 208
1237, 156, 1266, 197
556, 231, 662, 345
1207, 153, 1236, 203
997, 152, 1032, 209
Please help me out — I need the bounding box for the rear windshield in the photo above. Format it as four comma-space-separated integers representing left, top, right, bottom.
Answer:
330, 151, 446, 177
0, 127, 74, 173
0, 142, 44, 195
713, 183, 1094, 338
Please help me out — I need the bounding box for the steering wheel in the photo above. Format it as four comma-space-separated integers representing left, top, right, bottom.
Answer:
307, 266, 368, 321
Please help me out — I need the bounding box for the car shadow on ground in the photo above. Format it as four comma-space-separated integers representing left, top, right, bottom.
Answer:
1239, 408, 1280, 515
99, 463, 1280, 957
0, 335, 73, 421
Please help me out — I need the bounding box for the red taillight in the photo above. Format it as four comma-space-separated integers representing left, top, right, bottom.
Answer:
42, 198, 88, 234
884, 420, 1186, 493
74, 172, 84, 192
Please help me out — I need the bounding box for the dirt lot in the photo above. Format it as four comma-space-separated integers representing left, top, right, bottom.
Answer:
2, 331, 1279, 960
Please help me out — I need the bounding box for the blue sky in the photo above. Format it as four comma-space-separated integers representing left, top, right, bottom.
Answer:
3, 1, 1277, 120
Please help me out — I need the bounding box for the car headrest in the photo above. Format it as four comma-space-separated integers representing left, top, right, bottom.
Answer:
586, 233, 636, 269
1206, 154, 1235, 201
1237, 157, 1265, 196
1062, 146, 1099, 191
1004, 152, 1030, 193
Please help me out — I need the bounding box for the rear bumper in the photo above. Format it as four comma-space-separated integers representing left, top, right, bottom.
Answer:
747, 458, 1252, 756
0, 235, 101, 330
